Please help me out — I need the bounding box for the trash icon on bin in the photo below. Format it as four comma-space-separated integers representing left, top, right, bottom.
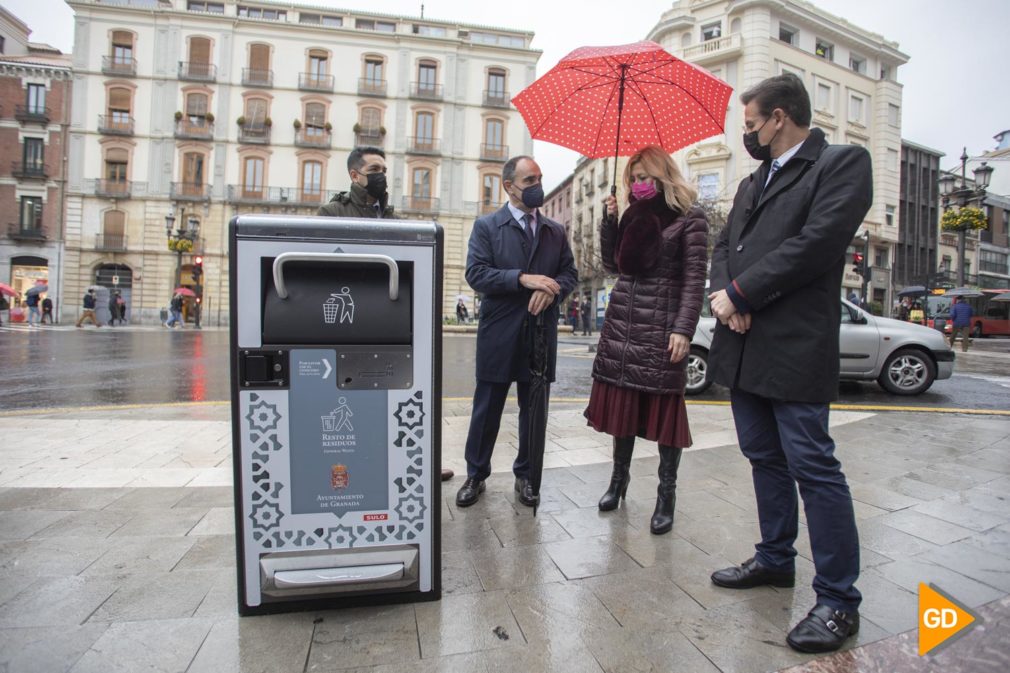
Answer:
323, 287, 355, 325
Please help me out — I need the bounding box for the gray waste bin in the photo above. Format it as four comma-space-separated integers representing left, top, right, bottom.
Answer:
230, 215, 442, 615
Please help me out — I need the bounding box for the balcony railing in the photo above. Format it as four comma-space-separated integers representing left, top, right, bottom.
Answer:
410, 82, 443, 100
483, 89, 510, 108
299, 73, 334, 92
355, 129, 385, 147
95, 233, 128, 251
95, 179, 132, 199
242, 68, 273, 87
15, 105, 50, 125
480, 143, 509, 162
7, 223, 47, 241
175, 118, 214, 140
680, 33, 743, 63
227, 185, 334, 207
170, 182, 211, 201
10, 161, 48, 179
478, 200, 504, 215
178, 61, 217, 82
358, 78, 387, 97
102, 55, 137, 77
294, 128, 331, 148
401, 196, 440, 214
406, 137, 441, 155
98, 114, 135, 136
238, 124, 271, 144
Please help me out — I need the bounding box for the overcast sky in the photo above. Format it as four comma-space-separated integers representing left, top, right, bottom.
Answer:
9, 0, 1008, 191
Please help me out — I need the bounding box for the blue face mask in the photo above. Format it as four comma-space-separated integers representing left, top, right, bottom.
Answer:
514, 183, 545, 209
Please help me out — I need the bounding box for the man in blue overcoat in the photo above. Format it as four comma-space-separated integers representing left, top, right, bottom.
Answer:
456, 156, 578, 508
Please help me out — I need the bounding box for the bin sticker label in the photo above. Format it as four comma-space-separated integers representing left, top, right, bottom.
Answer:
323, 287, 355, 325
289, 349, 387, 515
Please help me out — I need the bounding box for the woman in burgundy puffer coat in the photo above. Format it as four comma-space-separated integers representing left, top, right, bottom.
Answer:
585, 145, 709, 534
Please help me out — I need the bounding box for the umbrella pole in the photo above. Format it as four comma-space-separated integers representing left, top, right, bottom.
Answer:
611, 64, 627, 198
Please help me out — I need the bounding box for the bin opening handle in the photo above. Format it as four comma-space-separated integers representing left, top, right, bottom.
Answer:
273, 252, 399, 301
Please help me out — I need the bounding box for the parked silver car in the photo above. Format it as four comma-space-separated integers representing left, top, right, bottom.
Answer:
688, 299, 955, 395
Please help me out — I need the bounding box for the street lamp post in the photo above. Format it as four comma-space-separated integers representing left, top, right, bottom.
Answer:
165, 209, 202, 327
938, 148, 993, 286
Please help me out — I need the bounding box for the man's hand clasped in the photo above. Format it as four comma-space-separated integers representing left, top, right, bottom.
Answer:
708, 288, 752, 335
520, 274, 561, 315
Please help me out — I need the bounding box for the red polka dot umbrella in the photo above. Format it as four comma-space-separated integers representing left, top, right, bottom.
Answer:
512, 40, 733, 191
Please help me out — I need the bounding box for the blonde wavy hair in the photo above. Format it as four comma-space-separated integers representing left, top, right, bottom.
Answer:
622, 145, 697, 213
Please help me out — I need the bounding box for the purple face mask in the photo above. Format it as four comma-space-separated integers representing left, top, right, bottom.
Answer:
631, 180, 658, 201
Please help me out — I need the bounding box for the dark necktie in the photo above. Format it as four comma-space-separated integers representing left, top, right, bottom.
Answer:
522, 213, 535, 250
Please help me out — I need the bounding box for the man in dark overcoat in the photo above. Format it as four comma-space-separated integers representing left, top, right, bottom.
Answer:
456, 156, 578, 508
706, 73, 872, 654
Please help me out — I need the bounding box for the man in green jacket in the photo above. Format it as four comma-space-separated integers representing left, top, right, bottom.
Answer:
317, 146, 393, 218
317, 146, 455, 484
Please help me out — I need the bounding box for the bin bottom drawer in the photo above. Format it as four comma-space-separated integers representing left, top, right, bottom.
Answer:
260, 545, 419, 600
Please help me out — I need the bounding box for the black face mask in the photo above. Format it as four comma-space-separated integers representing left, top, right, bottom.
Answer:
363, 172, 387, 199
743, 116, 778, 162
512, 183, 545, 209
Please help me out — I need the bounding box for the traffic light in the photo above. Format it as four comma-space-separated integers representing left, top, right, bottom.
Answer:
851, 252, 864, 277
192, 255, 204, 281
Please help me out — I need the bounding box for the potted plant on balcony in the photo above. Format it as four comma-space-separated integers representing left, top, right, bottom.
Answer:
174, 111, 183, 122
293, 119, 302, 129
264, 117, 273, 127
237, 116, 246, 127
379, 126, 387, 136
324, 122, 332, 133
353, 122, 362, 134
205, 112, 215, 123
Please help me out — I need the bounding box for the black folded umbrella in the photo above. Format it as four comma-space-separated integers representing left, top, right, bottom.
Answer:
526, 312, 549, 516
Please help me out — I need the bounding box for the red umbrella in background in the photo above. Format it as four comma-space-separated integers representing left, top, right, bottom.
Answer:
174, 287, 197, 297
0, 283, 16, 297
512, 40, 733, 192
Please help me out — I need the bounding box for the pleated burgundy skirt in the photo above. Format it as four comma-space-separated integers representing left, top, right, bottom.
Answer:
584, 380, 692, 448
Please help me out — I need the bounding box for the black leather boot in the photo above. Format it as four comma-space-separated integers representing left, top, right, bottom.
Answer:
650, 445, 683, 534
599, 436, 635, 511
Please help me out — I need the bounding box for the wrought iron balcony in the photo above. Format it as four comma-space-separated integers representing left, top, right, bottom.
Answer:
227, 185, 334, 207
355, 129, 385, 147
10, 161, 48, 179
178, 61, 217, 82
401, 195, 440, 214
98, 114, 134, 136
95, 179, 132, 199
294, 128, 331, 148
480, 143, 509, 162
406, 137, 441, 155
299, 73, 334, 92
242, 68, 273, 87
358, 78, 387, 97
175, 118, 214, 140
410, 82, 443, 100
7, 223, 47, 241
170, 182, 211, 201
102, 55, 137, 77
15, 105, 49, 125
483, 89, 510, 108
95, 233, 128, 251
238, 124, 271, 144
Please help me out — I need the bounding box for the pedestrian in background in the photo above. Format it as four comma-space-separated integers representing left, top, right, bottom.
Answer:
24, 291, 41, 327
165, 292, 184, 328
948, 296, 973, 352
580, 292, 593, 336
118, 294, 128, 324
75, 289, 101, 328
586, 145, 708, 535
455, 298, 469, 324
707, 73, 871, 653
41, 296, 54, 324
108, 291, 122, 326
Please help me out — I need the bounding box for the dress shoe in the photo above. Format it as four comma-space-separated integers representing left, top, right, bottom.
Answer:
710, 556, 795, 589
440, 468, 454, 482
455, 477, 485, 507
786, 604, 859, 653
514, 476, 538, 507
599, 436, 634, 511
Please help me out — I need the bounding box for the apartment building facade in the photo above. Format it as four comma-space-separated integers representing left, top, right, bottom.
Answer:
0, 8, 72, 317
65, 0, 539, 324
894, 140, 943, 290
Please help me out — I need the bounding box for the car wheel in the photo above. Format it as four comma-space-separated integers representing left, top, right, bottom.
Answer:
877, 348, 937, 395
686, 347, 712, 395
971, 323, 983, 338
